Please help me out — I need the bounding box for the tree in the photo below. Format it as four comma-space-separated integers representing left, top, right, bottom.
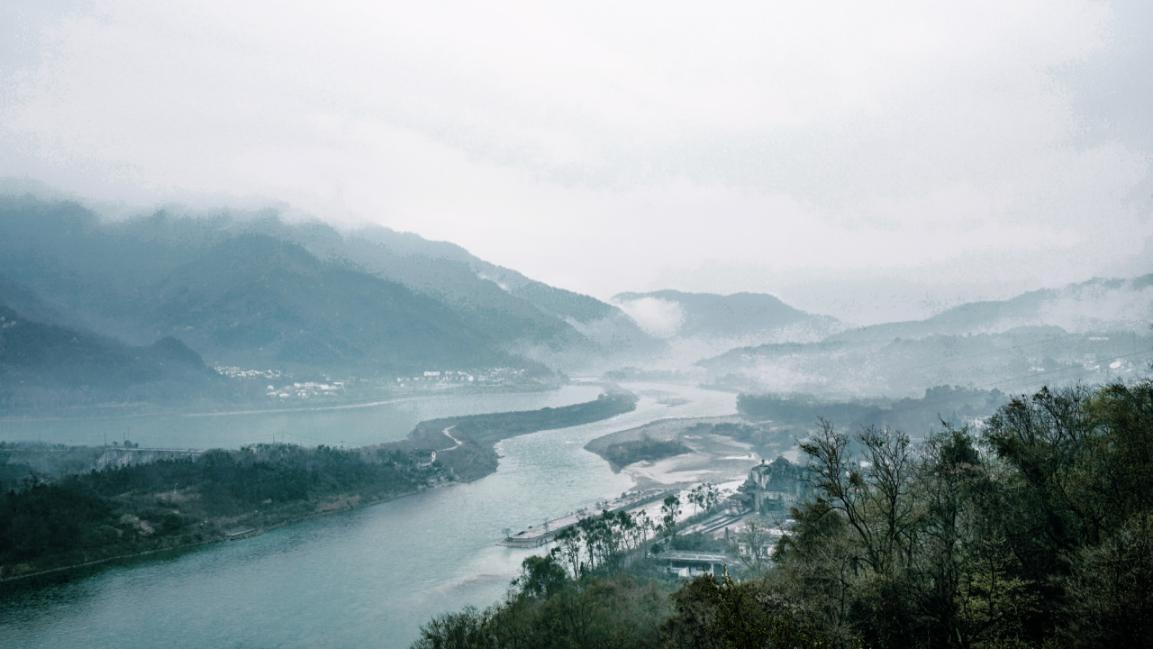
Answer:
689, 482, 721, 515
688, 485, 706, 515
634, 510, 655, 547
554, 526, 583, 578
770, 499, 858, 643
1064, 512, 1153, 647
660, 495, 682, 542
662, 575, 832, 649
704, 482, 721, 512
801, 420, 916, 575
413, 607, 493, 649
516, 554, 568, 598
736, 519, 770, 570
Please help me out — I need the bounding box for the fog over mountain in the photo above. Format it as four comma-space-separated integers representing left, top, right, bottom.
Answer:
0, 194, 660, 411
611, 289, 842, 366
2, 1, 1152, 322
700, 274, 1153, 397
614, 290, 840, 342
1, 189, 1148, 411
829, 274, 1153, 344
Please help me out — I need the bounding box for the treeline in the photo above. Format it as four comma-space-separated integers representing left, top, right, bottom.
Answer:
412, 392, 639, 448
737, 386, 1005, 438
599, 438, 692, 470
0, 444, 442, 578
416, 380, 1153, 648
0, 442, 108, 491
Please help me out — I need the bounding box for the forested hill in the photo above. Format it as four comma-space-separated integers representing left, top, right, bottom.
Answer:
415, 379, 1153, 649
147, 233, 513, 371
0, 193, 657, 384
0, 304, 225, 411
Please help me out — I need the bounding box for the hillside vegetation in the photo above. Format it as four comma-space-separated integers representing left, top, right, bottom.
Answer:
417, 379, 1153, 649
0, 194, 657, 412
0, 305, 225, 411
737, 385, 1006, 437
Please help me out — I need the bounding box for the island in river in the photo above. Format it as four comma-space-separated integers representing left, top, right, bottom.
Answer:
0, 391, 637, 583
401, 390, 638, 480
583, 416, 793, 488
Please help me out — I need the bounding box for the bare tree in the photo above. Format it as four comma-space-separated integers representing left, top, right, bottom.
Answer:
801, 419, 916, 574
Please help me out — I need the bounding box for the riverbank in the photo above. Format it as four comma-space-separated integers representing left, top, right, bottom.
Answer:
0, 444, 447, 584
0, 483, 432, 587
0, 391, 637, 584
0, 382, 739, 649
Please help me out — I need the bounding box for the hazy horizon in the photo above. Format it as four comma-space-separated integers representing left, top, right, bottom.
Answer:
3, 1, 1152, 323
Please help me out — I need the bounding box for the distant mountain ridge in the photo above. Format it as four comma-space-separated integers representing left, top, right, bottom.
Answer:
696, 274, 1153, 397
308, 224, 660, 363
613, 289, 841, 343
829, 274, 1153, 344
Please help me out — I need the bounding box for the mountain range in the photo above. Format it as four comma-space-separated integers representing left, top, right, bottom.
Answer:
0, 193, 658, 411
2, 188, 1149, 412
698, 275, 1153, 397
827, 275, 1153, 344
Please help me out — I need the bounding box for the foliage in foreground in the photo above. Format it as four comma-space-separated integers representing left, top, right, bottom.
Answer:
414, 559, 835, 649
415, 379, 1153, 648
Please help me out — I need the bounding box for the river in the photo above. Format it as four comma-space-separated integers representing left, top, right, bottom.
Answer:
0, 382, 737, 649
0, 384, 603, 449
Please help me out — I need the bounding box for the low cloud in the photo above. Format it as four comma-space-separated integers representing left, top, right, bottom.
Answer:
615, 298, 685, 339
0, 1, 1150, 320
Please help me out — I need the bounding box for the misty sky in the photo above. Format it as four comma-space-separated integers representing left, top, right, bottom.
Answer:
1, 1, 1151, 323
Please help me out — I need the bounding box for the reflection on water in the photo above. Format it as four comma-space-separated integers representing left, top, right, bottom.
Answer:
0, 383, 736, 649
